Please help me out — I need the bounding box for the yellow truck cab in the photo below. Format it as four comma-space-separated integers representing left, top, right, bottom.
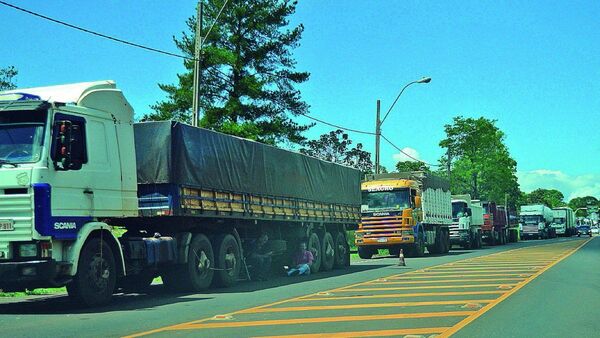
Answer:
355, 172, 451, 258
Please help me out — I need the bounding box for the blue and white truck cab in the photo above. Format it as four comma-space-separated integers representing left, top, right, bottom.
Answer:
0, 81, 137, 303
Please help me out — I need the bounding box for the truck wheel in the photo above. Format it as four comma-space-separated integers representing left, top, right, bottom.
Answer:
162, 233, 214, 292
212, 234, 241, 288
475, 231, 483, 249
321, 232, 335, 271
67, 238, 116, 307
410, 237, 425, 257
334, 232, 349, 268
443, 228, 451, 253
308, 232, 322, 272
357, 246, 375, 259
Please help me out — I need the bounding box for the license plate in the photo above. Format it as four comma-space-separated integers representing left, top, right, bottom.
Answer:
377, 238, 388, 243
0, 220, 14, 231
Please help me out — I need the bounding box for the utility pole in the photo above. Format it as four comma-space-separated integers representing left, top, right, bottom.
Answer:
446, 149, 452, 182
375, 99, 381, 174
192, 1, 203, 127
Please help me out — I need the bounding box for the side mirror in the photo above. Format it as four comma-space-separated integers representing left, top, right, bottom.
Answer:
52, 120, 82, 171
414, 196, 422, 208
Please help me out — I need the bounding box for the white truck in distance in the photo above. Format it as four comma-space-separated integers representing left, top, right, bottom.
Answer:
450, 195, 484, 249
520, 204, 554, 239
551, 207, 576, 237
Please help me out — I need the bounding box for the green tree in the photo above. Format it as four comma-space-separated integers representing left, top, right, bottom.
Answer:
525, 188, 566, 208
148, 0, 311, 145
0, 66, 17, 90
300, 129, 373, 174
395, 160, 429, 173
568, 196, 599, 217
439, 116, 520, 206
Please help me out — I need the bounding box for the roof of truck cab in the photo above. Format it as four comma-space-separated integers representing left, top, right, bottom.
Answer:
361, 179, 418, 190
0, 80, 116, 104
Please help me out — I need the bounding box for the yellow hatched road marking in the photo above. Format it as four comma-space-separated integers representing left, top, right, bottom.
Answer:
172, 311, 476, 330
240, 299, 495, 314
337, 283, 518, 292
255, 327, 451, 338
302, 290, 506, 301
367, 277, 524, 285
389, 273, 530, 279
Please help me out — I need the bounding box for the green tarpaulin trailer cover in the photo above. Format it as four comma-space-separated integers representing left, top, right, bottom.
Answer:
134, 121, 361, 206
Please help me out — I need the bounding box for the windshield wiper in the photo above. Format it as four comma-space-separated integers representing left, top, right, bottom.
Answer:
0, 159, 18, 167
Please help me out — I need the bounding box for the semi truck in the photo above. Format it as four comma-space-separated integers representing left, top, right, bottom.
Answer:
551, 207, 576, 236
0, 81, 360, 306
355, 172, 452, 258
449, 195, 483, 249
481, 201, 508, 245
519, 204, 554, 239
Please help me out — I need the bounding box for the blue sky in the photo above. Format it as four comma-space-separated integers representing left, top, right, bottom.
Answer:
2, 1, 599, 200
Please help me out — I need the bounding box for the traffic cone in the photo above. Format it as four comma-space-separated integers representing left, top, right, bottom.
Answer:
398, 249, 406, 266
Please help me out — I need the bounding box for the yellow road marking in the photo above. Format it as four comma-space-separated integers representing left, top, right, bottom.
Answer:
255, 327, 451, 337
439, 238, 591, 337
388, 273, 531, 279
427, 266, 545, 271
173, 311, 476, 330
399, 269, 535, 275
240, 300, 495, 314
302, 290, 506, 301
337, 283, 518, 292
367, 277, 524, 285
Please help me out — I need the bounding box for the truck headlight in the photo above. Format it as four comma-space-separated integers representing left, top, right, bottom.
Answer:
19, 243, 38, 258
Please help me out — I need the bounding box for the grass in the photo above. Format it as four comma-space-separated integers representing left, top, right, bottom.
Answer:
0, 287, 66, 298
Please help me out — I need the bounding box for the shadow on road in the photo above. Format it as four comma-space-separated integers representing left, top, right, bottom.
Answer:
0, 264, 383, 315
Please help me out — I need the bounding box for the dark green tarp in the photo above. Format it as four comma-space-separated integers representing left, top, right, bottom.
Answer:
134, 121, 361, 205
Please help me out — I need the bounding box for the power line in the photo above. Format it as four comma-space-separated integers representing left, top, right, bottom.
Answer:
0, 1, 194, 61
200, 0, 229, 49
380, 134, 441, 167
296, 112, 376, 135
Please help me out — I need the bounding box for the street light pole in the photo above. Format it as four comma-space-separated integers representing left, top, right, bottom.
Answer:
374, 77, 431, 174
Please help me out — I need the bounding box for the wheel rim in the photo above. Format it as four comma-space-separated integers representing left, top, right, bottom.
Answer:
194, 249, 211, 278
89, 254, 110, 290
224, 246, 237, 277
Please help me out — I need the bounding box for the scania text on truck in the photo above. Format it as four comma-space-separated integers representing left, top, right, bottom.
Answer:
551, 207, 576, 236
481, 201, 508, 245
519, 204, 554, 239
449, 195, 483, 249
355, 172, 452, 258
0, 81, 360, 306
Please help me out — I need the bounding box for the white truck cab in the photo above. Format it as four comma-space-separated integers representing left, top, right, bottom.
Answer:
0, 81, 137, 297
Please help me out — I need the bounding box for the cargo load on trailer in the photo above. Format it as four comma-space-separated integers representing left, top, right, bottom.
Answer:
355, 172, 452, 258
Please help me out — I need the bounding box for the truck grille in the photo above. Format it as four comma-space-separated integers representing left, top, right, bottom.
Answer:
359, 216, 406, 238
0, 193, 33, 259
522, 224, 538, 234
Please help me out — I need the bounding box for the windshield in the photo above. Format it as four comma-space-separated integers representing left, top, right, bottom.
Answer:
521, 215, 543, 224
553, 217, 566, 224
452, 202, 468, 218
361, 188, 410, 211
0, 110, 46, 164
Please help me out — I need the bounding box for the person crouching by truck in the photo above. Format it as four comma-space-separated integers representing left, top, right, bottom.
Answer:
286, 242, 314, 276
246, 233, 273, 281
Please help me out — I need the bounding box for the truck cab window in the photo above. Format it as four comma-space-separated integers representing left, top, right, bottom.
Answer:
51, 114, 88, 170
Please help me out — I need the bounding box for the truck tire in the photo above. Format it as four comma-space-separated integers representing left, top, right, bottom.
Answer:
67, 238, 117, 307
428, 229, 444, 255
409, 237, 425, 257
474, 231, 482, 249
357, 246, 375, 259
321, 232, 335, 271
308, 232, 322, 272
212, 234, 242, 288
162, 233, 214, 292
443, 228, 451, 253
333, 232, 349, 268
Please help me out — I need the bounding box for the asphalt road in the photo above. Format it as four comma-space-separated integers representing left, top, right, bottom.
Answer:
0, 237, 596, 337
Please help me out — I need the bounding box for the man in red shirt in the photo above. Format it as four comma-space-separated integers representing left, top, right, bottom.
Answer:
286, 242, 313, 276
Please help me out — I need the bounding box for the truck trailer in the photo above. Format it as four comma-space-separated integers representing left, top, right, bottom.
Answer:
481, 201, 508, 245
551, 207, 576, 236
519, 204, 554, 239
0, 81, 360, 306
449, 195, 484, 249
355, 172, 452, 258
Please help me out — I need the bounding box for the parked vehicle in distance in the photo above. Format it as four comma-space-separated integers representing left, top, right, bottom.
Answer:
481, 201, 508, 245
551, 207, 576, 237
356, 172, 452, 258
591, 226, 599, 236
519, 205, 555, 239
449, 195, 483, 249
0, 81, 360, 306
577, 225, 592, 237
